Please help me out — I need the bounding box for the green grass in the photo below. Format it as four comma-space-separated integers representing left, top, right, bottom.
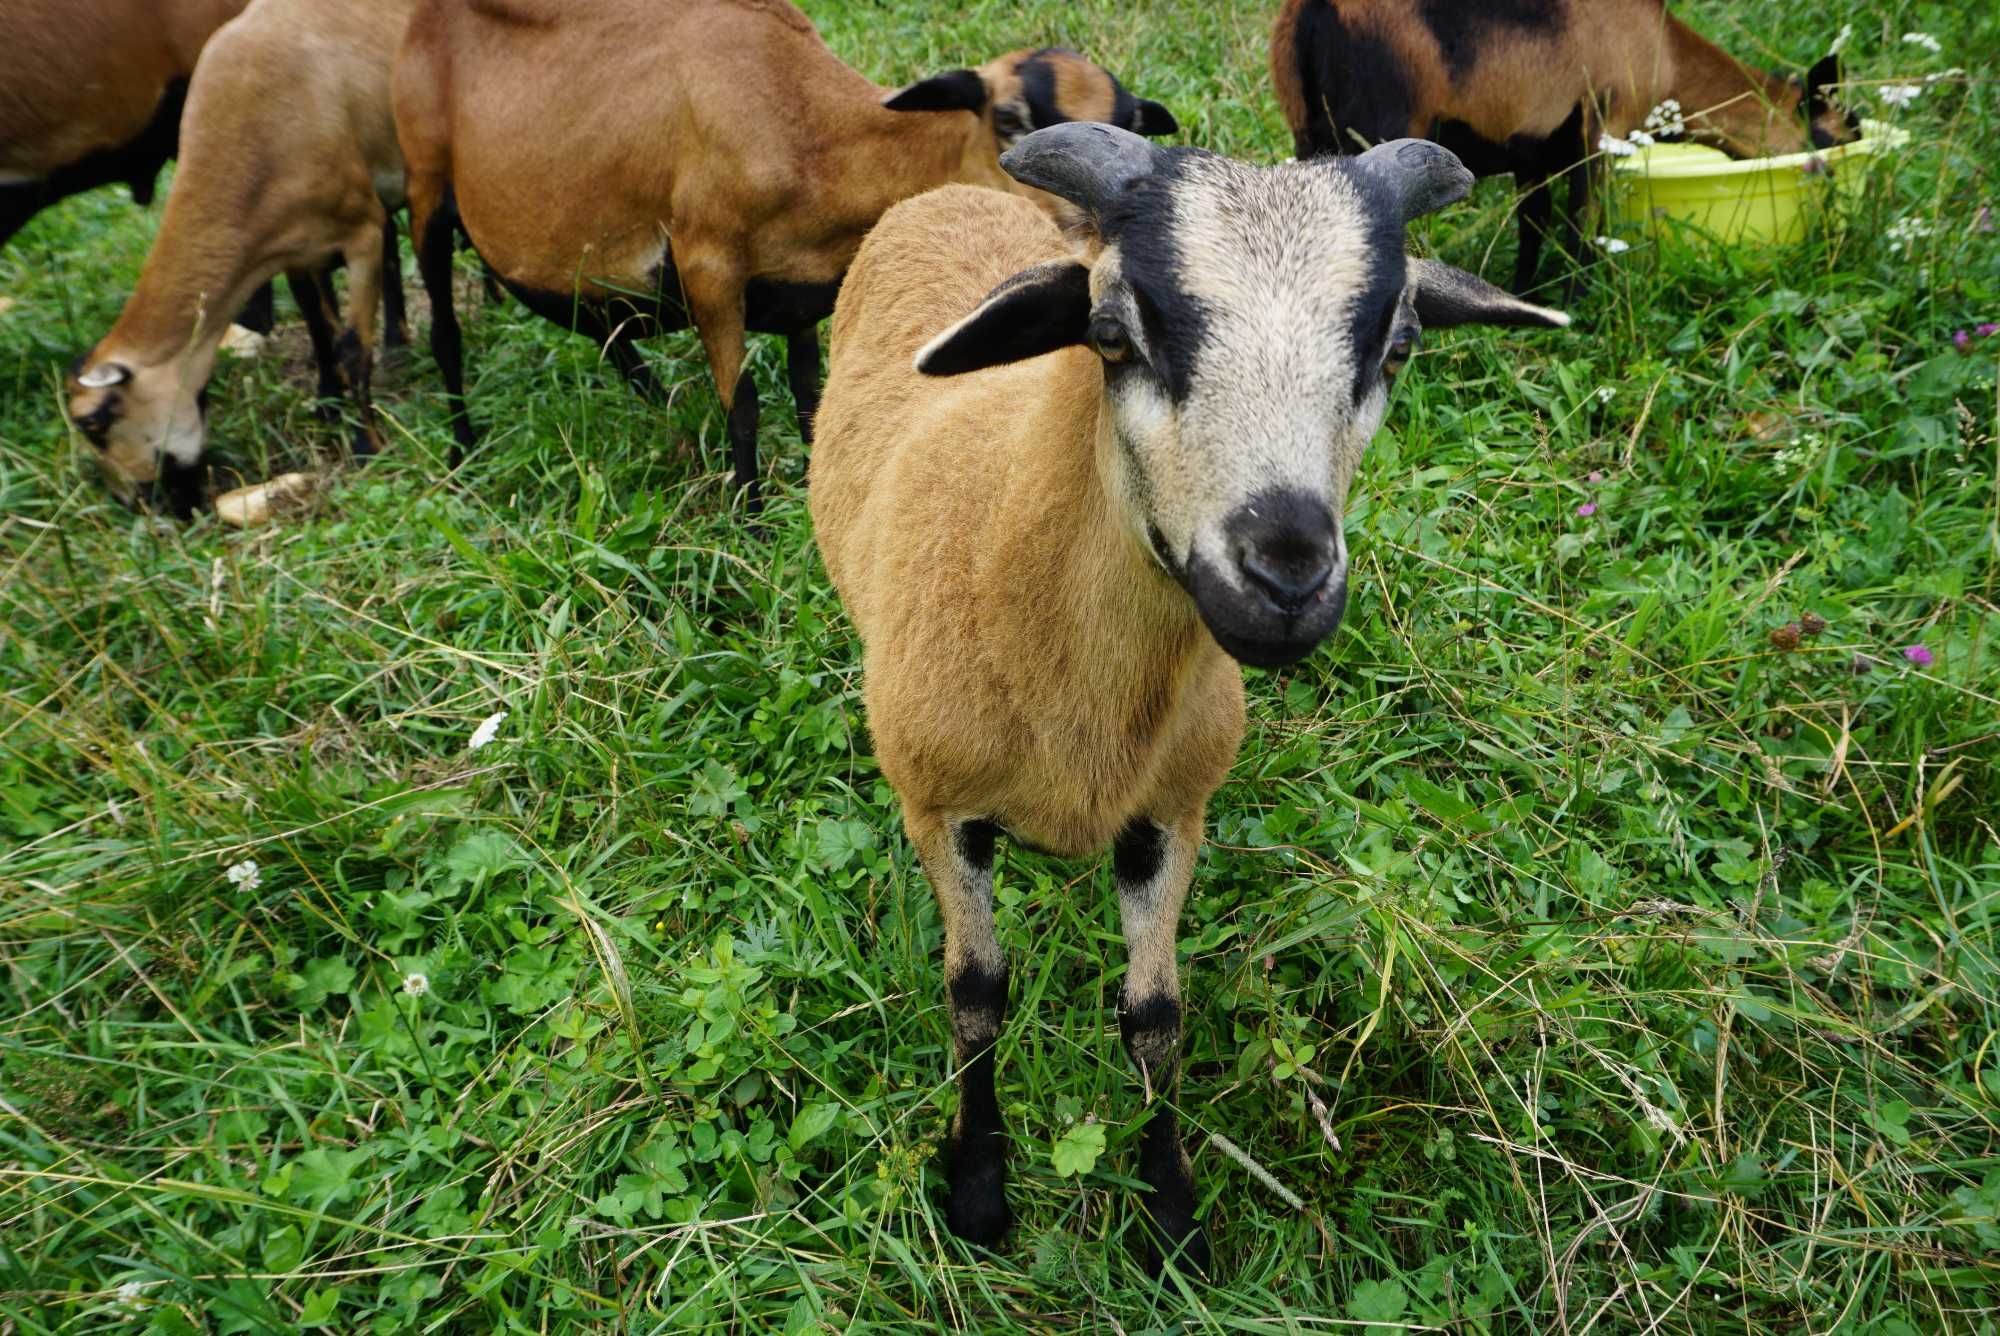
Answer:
3, 1, 1997, 1330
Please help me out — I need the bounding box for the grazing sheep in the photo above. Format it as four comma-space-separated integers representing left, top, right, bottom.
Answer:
1270, 0, 1856, 290
809, 123, 1568, 1271
66, 0, 416, 518
392, 0, 1177, 508
0, 0, 250, 249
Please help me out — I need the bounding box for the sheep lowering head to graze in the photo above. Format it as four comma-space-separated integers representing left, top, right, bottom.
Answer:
809, 123, 1568, 1274
65, 0, 414, 519
392, 0, 1177, 511
1269, 0, 1858, 292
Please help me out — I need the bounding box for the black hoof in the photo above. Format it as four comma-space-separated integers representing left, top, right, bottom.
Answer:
945, 1151, 1010, 1247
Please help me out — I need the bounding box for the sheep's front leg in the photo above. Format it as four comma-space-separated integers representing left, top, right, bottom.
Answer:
680, 251, 763, 512
1115, 811, 1210, 1275
908, 809, 1010, 1246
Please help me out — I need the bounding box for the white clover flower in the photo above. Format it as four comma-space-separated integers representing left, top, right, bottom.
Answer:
402, 972, 430, 997
1595, 235, 1632, 255
224, 859, 261, 891
1829, 23, 1852, 56
1877, 84, 1923, 108
1597, 133, 1638, 158
468, 710, 507, 752
1902, 32, 1942, 55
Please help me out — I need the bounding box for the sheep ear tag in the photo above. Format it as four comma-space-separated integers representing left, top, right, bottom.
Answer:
914, 260, 1092, 376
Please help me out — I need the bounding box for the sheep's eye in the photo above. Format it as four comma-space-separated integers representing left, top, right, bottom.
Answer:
993, 107, 1030, 140
1089, 317, 1131, 363
1383, 328, 1418, 379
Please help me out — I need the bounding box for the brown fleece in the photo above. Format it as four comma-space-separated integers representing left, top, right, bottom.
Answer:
0, 0, 247, 180
67, 0, 416, 491
1271, 0, 1843, 158
393, 0, 1159, 433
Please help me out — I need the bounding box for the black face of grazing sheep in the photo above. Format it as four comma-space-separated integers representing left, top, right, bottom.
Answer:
916, 125, 1568, 668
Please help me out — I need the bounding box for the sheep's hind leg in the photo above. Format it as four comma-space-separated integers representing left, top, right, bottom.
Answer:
287, 267, 344, 419
908, 808, 1011, 1247
786, 328, 821, 444
1115, 811, 1210, 1276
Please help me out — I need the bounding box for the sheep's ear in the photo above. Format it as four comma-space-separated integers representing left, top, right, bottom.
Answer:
1805, 53, 1842, 100
1408, 259, 1570, 330
915, 261, 1092, 376
76, 360, 133, 389
883, 69, 988, 114
1130, 98, 1178, 137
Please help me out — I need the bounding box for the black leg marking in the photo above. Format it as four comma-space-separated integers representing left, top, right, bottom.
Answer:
334, 328, 377, 461
1113, 816, 1167, 887
945, 961, 1011, 1247
419, 189, 475, 461
604, 323, 665, 400
953, 819, 998, 874
786, 328, 822, 444
158, 453, 206, 522
235, 282, 276, 337
728, 367, 761, 512
381, 214, 409, 350
287, 268, 344, 414
1118, 993, 1206, 1275
1512, 173, 1552, 296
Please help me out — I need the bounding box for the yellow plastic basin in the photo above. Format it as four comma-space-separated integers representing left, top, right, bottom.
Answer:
1606, 118, 1911, 246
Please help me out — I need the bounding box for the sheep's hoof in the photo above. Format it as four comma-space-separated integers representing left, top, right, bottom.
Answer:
944, 1154, 1010, 1247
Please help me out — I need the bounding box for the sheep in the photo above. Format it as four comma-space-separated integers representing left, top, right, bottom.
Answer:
66, 0, 416, 519
1270, 0, 1857, 292
808, 122, 1569, 1272
0, 0, 250, 250
392, 0, 1177, 509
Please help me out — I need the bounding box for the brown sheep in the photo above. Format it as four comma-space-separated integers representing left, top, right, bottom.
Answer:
810, 123, 1567, 1272
1270, 0, 1856, 291
392, 0, 1177, 509
65, 0, 417, 519
0, 0, 251, 249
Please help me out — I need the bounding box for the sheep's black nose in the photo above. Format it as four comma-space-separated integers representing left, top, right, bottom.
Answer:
1230, 492, 1340, 616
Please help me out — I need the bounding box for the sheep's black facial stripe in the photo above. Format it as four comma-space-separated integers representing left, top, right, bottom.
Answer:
1018, 53, 1069, 129
1337, 188, 1409, 403
1098, 156, 1208, 405
1417, 0, 1563, 81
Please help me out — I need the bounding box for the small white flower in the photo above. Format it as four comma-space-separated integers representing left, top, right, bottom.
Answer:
1596, 386, 1616, 404
116, 1280, 146, 1308
468, 710, 507, 752
1595, 235, 1632, 255
1627, 128, 1655, 149
1877, 83, 1923, 108
1885, 214, 1934, 253
402, 972, 430, 997
224, 859, 261, 891
1902, 32, 1942, 55
1642, 99, 1686, 138
1829, 22, 1853, 56
1925, 67, 1965, 83
1597, 133, 1638, 158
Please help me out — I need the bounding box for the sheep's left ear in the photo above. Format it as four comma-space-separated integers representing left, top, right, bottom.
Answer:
883, 69, 989, 114
915, 260, 1092, 375
1130, 98, 1178, 137
1803, 53, 1843, 116
1408, 259, 1570, 329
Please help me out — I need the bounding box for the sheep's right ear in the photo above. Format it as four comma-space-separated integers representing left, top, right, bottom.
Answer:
883, 69, 989, 114
1408, 259, 1570, 330
915, 261, 1092, 376
76, 360, 133, 389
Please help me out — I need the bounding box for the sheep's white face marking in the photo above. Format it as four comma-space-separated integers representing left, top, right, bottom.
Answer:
68, 356, 206, 504
1089, 155, 1413, 666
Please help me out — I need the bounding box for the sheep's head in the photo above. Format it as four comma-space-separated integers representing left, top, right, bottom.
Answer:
915, 124, 1568, 669
882, 46, 1176, 156
67, 352, 208, 519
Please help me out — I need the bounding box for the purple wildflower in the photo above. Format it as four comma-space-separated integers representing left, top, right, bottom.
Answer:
1587, 470, 1605, 483
1903, 644, 1934, 668
1954, 330, 1972, 352
1576, 502, 1597, 517
1978, 323, 2000, 337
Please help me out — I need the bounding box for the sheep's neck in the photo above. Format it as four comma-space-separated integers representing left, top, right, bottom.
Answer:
822, 96, 1019, 234
1663, 16, 1796, 156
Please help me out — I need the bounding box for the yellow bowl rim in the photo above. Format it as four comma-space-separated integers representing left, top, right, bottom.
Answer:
1612, 118, 1912, 181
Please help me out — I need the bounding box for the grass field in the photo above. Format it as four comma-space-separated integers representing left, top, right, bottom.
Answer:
3, 1, 1998, 1330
